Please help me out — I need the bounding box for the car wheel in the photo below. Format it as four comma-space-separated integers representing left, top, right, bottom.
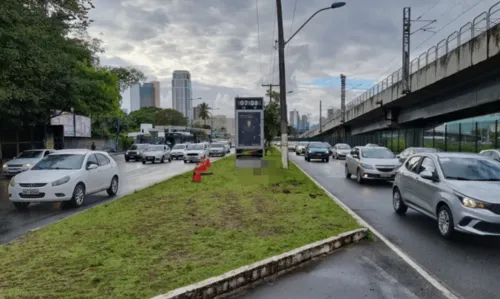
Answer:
168, 157, 172, 162
125, 158, 130, 162
335, 154, 338, 160
393, 188, 408, 215
296, 151, 299, 156
13, 202, 30, 210
356, 169, 364, 184
437, 205, 455, 239
160, 156, 165, 163
142, 160, 146, 164
184, 160, 187, 163
107, 176, 119, 196
345, 164, 351, 179
325, 157, 329, 163
69, 183, 86, 207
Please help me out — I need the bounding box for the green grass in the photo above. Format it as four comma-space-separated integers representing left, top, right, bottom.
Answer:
0, 149, 361, 299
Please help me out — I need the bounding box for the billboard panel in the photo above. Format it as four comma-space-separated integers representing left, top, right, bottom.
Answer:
51, 112, 91, 137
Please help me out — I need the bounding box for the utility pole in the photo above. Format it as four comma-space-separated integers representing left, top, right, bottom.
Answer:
319, 101, 323, 133
276, 0, 288, 169
402, 7, 411, 95
261, 84, 280, 102
402, 7, 436, 95
340, 74, 346, 123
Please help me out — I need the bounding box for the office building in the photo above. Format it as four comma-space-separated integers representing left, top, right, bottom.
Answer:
301, 115, 309, 131
193, 105, 201, 121
129, 81, 161, 112
290, 109, 300, 129
172, 70, 193, 121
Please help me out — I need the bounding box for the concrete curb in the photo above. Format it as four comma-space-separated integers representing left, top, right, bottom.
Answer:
151, 228, 368, 299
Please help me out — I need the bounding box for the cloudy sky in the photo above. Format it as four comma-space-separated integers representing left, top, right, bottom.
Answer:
88, 0, 499, 124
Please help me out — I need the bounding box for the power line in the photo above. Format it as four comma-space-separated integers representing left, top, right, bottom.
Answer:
414, 0, 444, 21
255, 0, 263, 82
411, 0, 486, 53
289, 0, 298, 37
267, 3, 277, 84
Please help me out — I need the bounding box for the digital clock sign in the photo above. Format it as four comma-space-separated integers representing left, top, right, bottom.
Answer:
235, 97, 263, 110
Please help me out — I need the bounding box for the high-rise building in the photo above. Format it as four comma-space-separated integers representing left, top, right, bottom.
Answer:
193, 105, 201, 121
130, 84, 141, 112
152, 81, 160, 107
172, 70, 192, 121
129, 81, 161, 112
301, 115, 309, 131
289, 109, 300, 129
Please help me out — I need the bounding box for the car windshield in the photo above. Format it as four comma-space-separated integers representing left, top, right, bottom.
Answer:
173, 144, 186, 149
323, 143, 332, 148
146, 145, 164, 151
299, 142, 308, 146
309, 143, 327, 149
337, 144, 351, 149
439, 157, 500, 181
17, 151, 43, 159
210, 144, 224, 148
31, 154, 85, 170
130, 144, 147, 150
361, 148, 395, 159
187, 144, 204, 150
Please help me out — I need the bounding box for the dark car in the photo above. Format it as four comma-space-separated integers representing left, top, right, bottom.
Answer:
322, 142, 333, 156
305, 142, 330, 162
124, 143, 148, 162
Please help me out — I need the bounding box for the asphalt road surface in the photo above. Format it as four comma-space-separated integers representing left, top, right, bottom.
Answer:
240, 240, 446, 299
0, 152, 231, 245
285, 153, 500, 299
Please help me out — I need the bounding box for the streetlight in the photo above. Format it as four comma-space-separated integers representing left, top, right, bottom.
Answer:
70, 107, 76, 137
276, 1, 346, 169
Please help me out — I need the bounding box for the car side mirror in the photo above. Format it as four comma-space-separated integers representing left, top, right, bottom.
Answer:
420, 170, 438, 181
87, 163, 98, 170
396, 154, 401, 159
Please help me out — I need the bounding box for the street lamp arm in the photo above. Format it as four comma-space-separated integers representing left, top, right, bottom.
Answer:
284, 7, 331, 46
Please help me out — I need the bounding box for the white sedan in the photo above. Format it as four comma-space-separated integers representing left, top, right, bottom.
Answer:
8, 149, 120, 210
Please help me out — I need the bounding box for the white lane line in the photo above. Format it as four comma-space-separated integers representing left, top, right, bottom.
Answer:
291, 158, 461, 299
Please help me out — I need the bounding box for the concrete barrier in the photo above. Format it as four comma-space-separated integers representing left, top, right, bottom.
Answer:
151, 228, 368, 299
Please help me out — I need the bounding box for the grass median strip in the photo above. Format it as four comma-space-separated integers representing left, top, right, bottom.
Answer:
0, 149, 361, 299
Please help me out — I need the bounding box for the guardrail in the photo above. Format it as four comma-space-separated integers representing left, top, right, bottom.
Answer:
305, 1, 500, 137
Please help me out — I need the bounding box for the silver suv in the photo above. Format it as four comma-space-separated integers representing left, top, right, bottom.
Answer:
345, 146, 401, 184
393, 152, 500, 238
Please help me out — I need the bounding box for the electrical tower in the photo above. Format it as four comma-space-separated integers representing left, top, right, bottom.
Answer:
340, 74, 346, 123
402, 7, 411, 95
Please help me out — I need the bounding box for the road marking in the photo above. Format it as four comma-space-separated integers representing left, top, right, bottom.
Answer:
291, 158, 461, 299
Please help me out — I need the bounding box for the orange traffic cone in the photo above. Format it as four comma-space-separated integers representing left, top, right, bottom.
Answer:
192, 170, 201, 182
206, 158, 211, 168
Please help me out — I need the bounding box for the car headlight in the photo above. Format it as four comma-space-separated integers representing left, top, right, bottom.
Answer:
52, 176, 70, 187
361, 163, 374, 169
21, 164, 32, 170
9, 177, 15, 187
2, 163, 7, 169
456, 193, 489, 209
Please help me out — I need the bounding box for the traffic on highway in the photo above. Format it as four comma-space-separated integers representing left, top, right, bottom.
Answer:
0, 141, 232, 245
282, 140, 500, 299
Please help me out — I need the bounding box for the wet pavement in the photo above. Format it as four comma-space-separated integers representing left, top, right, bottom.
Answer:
0, 153, 231, 244
240, 240, 447, 299
285, 154, 500, 299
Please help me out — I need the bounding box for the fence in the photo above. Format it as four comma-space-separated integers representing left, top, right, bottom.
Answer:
304, 118, 500, 154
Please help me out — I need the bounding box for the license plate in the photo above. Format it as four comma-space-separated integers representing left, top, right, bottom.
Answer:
380, 174, 392, 178
22, 189, 39, 195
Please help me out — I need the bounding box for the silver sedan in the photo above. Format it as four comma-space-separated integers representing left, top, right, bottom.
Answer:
392, 152, 500, 238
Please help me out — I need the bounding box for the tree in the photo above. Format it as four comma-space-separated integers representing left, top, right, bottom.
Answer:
106, 66, 147, 92
198, 102, 211, 126
155, 109, 188, 126
264, 101, 280, 153
266, 89, 280, 102
127, 107, 162, 131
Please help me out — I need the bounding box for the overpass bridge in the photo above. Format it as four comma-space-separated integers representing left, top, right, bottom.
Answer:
301, 2, 500, 148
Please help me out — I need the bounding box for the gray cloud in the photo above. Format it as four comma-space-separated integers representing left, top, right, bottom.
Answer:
88, 0, 495, 124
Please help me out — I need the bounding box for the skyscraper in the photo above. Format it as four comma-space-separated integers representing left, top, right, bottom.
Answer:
129, 81, 161, 112
172, 70, 192, 121
327, 108, 334, 120
301, 115, 309, 131
290, 109, 300, 129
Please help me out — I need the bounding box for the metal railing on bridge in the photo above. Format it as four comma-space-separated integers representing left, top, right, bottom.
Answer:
313, 1, 500, 136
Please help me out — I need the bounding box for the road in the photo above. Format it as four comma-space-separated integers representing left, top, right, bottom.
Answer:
241, 240, 446, 299
279, 153, 500, 299
0, 153, 230, 245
